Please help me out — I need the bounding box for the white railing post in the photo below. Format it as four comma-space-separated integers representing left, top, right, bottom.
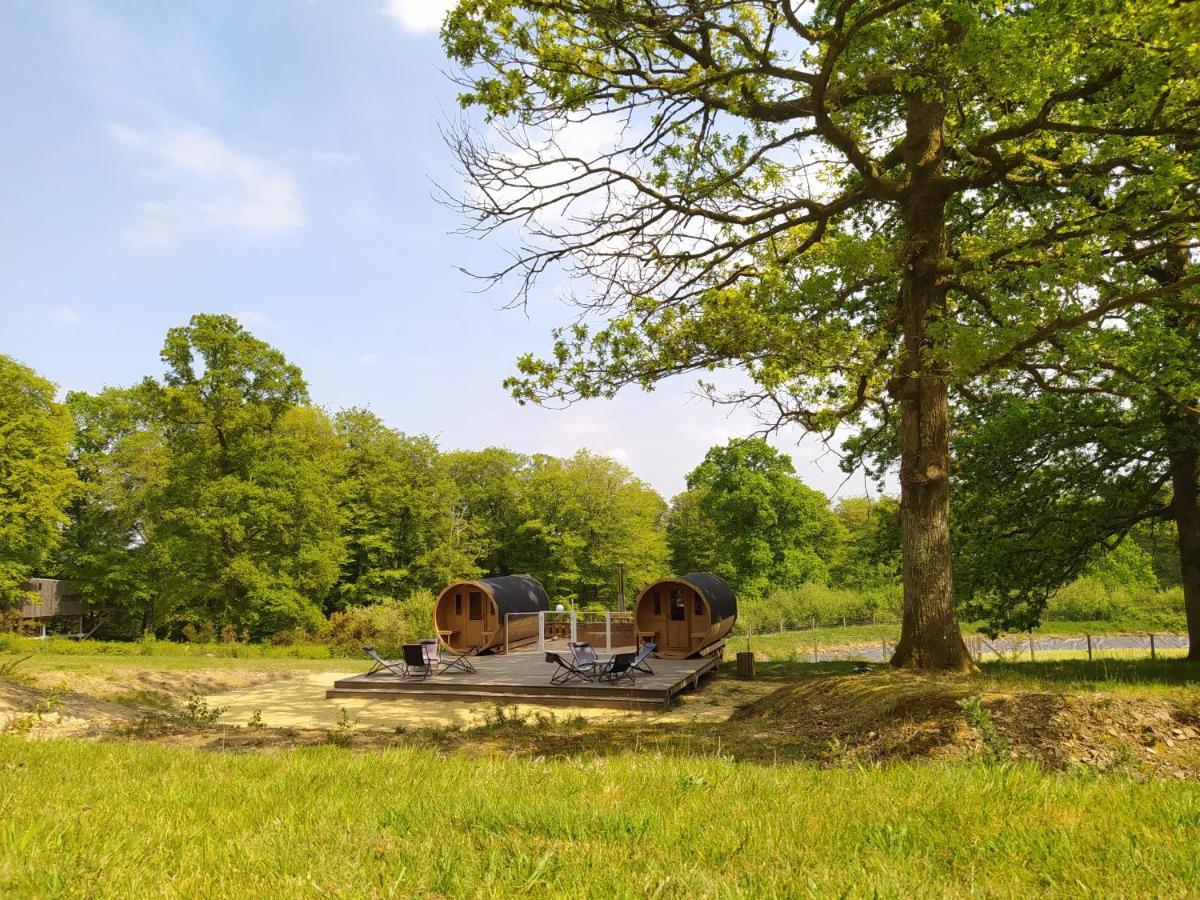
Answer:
538, 611, 545, 653
570, 610, 577, 645
605, 612, 612, 652
504, 613, 510, 655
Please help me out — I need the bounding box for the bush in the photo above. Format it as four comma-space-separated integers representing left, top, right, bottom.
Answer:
1046, 576, 1135, 622
326, 590, 437, 658
736, 583, 901, 632
1045, 577, 1186, 630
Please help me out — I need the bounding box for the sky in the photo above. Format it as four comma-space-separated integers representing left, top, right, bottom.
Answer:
0, 0, 880, 502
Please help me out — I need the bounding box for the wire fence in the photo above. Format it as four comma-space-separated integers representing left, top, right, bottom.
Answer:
741, 628, 1190, 663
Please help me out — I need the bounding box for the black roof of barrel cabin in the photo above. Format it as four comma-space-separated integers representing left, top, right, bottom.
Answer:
472, 574, 550, 616
676, 572, 737, 624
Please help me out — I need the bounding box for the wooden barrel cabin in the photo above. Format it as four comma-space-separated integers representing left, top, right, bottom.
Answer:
634, 573, 737, 659
434, 575, 549, 654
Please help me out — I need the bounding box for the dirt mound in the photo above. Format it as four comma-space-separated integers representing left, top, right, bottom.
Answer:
734, 672, 1200, 778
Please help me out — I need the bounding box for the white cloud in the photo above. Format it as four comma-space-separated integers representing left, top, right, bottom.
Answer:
50, 306, 82, 326
358, 352, 379, 366
234, 311, 275, 330
381, 0, 455, 33
109, 122, 305, 248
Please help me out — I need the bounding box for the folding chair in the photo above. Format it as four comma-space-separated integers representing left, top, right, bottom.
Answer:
363, 646, 408, 678
568, 641, 602, 677
422, 638, 478, 675
596, 651, 638, 684
401, 643, 433, 679
630, 641, 656, 676
547, 651, 593, 685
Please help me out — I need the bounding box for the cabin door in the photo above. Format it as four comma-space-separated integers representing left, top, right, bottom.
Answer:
666, 588, 691, 653
465, 591, 485, 647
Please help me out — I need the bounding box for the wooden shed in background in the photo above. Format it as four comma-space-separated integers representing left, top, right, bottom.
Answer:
434, 574, 549, 654
19, 579, 86, 619
634, 573, 737, 658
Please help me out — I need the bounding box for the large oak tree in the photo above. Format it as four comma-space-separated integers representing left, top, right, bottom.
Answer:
442, 0, 1199, 669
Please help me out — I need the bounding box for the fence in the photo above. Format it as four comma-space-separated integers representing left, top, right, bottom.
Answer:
504, 610, 637, 654
741, 627, 1190, 664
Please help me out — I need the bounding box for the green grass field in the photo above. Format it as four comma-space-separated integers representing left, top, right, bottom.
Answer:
2, 739, 1199, 898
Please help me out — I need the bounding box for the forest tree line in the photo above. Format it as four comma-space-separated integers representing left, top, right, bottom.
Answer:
1, 314, 1189, 643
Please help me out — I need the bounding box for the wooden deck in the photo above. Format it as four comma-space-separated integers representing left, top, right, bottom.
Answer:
326, 646, 722, 710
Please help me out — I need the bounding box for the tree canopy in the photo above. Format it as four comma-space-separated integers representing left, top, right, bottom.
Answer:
142, 315, 347, 636
671, 438, 843, 598
0, 355, 76, 606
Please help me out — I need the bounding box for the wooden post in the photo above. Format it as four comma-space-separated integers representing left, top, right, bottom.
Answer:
605, 612, 612, 652
1086, 633, 1092, 661
811, 616, 816, 630
505, 613, 510, 655
780, 616, 784, 634
570, 611, 577, 645
842, 616, 847, 628
1150, 633, 1157, 660
1029, 630, 1035, 662
812, 635, 819, 663
881, 637, 888, 660
736, 651, 755, 678
538, 611, 545, 654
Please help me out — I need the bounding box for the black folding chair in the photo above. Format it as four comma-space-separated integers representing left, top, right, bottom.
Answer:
401, 643, 433, 679
597, 651, 639, 684
547, 651, 594, 685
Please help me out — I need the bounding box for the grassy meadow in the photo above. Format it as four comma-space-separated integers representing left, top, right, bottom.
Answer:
3, 738, 1200, 898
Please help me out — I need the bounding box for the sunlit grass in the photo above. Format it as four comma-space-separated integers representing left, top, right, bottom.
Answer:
1, 738, 1198, 897
0, 633, 345, 660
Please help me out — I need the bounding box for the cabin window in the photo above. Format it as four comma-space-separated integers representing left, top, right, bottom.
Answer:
694, 596, 704, 616
455, 594, 462, 616
469, 592, 483, 621
652, 593, 661, 616
670, 590, 686, 622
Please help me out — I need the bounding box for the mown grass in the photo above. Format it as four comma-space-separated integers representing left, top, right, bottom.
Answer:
0, 633, 345, 660
1, 738, 1198, 898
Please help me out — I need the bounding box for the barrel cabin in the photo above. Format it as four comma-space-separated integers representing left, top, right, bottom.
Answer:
434, 574, 549, 654
634, 573, 736, 659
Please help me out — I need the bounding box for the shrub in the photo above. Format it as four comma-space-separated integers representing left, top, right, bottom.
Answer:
735, 582, 901, 632
1046, 576, 1135, 622
326, 590, 437, 658
1045, 577, 1187, 630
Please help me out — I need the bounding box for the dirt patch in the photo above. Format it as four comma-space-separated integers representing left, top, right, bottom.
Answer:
0, 678, 141, 739
988, 692, 1200, 779
0, 660, 307, 741
734, 672, 1200, 778
23, 665, 299, 705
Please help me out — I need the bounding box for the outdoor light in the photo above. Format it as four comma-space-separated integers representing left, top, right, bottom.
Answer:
555, 604, 565, 612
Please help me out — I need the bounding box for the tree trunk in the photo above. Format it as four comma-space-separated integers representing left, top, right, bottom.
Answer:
1169, 443, 1200, 660
888, 94, 972, 671
1158, 238, 1200, 660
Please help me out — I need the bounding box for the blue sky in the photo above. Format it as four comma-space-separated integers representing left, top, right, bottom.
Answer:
0, 1, 868, 500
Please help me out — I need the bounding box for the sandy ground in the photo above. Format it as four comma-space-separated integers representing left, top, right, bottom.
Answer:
208, 669, 779, 730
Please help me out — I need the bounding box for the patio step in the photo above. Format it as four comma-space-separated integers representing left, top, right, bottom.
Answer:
324, 685, 669, 709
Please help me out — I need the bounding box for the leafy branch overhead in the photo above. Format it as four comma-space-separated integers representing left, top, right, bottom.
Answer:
444, 0, 1199, 424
